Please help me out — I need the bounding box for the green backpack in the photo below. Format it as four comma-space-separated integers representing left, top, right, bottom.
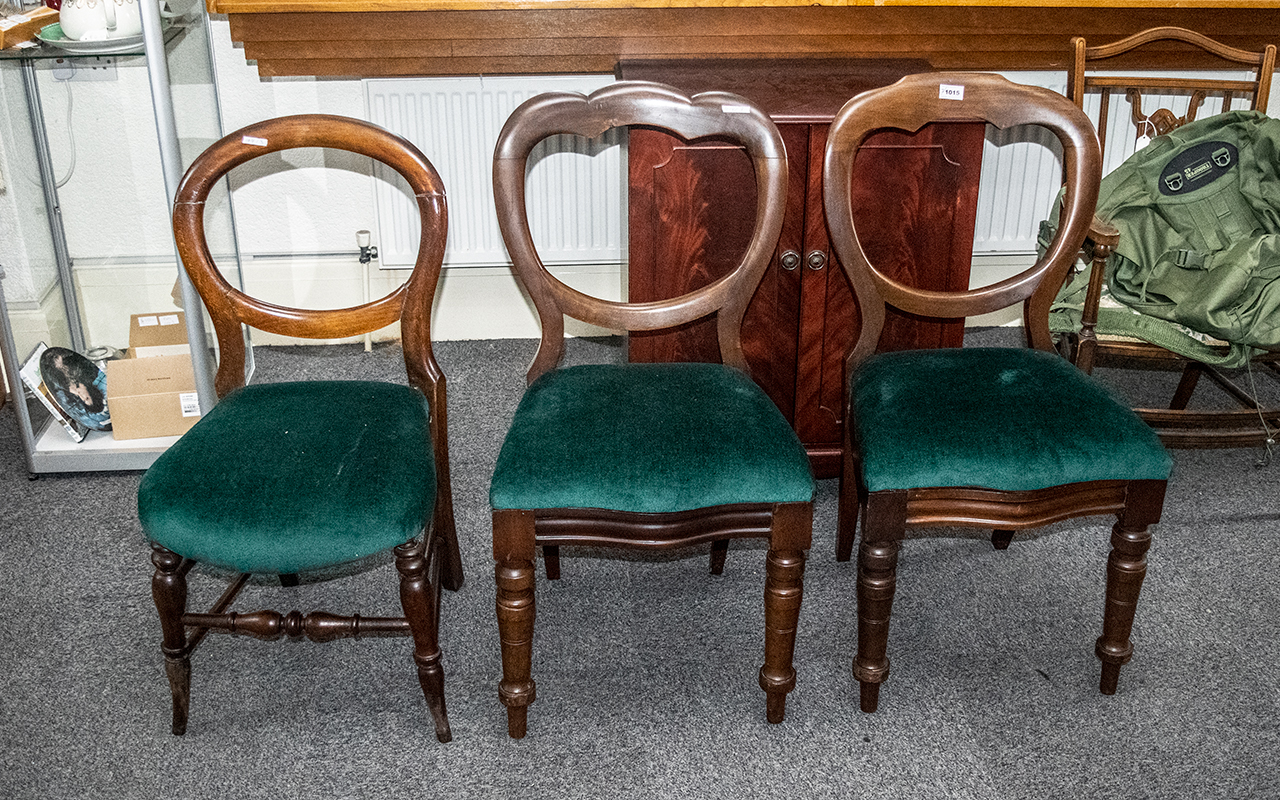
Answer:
1071, 110, 1280, 358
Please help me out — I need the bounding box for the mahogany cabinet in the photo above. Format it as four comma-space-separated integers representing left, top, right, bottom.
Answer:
621, 59, 986, 477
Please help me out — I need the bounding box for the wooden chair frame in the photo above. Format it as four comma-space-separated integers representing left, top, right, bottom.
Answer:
151, 114, 464, 741
1063, 26, 1280, 448
491, 82, 813, 738
824, 72, 1169, 712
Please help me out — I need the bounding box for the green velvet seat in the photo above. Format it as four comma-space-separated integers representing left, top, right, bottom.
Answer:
491, 363, 815, 514
852, 348, 1173, 493
139, 380, 436, 575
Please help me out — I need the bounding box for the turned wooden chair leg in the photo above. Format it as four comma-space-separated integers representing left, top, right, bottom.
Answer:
1095, 481, 1163, 695
759, 502, 812, 723
494, 509, 538, 738
854, 491, 906, 713
1096, 525, 1151, 694
396, 539, 452, 743
991, 530, 1014, 550
760, 548, 805, 723
709, 539, 729, 575
150, 545, 191, 736
495, 559, 536, 738
542, 545, 561, 580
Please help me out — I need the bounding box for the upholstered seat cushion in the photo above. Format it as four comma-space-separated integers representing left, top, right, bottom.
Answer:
852, 348, 1173, 493
138, 381, 435, 574
490, 363, 815, 513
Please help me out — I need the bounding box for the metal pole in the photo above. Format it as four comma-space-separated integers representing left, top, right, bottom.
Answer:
20, 58, 86, 352
139, 0, 216, 412
0, 265, 41, 474
196, 6, 253, 385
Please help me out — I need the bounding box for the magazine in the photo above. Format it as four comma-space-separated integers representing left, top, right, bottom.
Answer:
19, 342, 110, 442
39, 345, 111, 432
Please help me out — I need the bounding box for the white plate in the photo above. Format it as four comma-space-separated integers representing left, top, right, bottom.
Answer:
36, 22, 153, 55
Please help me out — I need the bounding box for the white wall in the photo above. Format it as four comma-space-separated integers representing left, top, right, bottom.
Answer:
3, 22, 1279, 353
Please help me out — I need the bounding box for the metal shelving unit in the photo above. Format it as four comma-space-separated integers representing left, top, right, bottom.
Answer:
0, 1, 234, 473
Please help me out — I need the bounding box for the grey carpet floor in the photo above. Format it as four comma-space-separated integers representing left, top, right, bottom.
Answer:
0, 333, 1278, 800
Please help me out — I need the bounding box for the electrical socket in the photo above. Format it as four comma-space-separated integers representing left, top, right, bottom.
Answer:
52, 57, 118, 82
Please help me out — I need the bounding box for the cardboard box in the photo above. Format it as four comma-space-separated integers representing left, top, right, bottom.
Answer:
128, 312, 190, 358
107, 354, 202, 440
0, 7, 56, 50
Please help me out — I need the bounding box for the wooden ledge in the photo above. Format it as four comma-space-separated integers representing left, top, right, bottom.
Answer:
211, 2, 1280, 77
210, 0, 1280, 11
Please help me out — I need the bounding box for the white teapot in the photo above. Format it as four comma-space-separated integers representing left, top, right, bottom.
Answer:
58, 0, 142, 42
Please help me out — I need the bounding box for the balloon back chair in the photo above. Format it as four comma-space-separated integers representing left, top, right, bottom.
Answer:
823, 73, 1173, 712
139, 114, 463, 742
1056, 26, 1280, 448
488, 82, 815, 738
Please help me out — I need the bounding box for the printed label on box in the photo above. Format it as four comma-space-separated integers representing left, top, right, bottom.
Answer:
179, 392, 201, 418
129, 311, 189, 357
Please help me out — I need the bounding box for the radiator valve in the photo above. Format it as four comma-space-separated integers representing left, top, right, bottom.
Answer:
356, 230, 379, 265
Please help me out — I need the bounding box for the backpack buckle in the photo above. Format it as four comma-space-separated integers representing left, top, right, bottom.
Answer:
1173, 249, 1207, 269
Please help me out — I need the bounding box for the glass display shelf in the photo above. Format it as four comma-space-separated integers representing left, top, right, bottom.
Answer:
29, 409, 183, 472
0, 1, 237, 475
0, 17, 181, 62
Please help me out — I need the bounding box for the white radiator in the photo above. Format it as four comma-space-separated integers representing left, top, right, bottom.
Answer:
364, 71, 1254, 269
364, 75, 624, 269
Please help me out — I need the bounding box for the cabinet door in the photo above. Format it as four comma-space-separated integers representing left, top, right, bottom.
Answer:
628, 125, 808, 423
628, 120, 986, 476
794, 122, 987, 471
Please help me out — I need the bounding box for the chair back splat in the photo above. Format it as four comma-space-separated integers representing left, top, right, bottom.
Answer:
1066, 26, 1275, 164
140, 114, 463, 742
493, 83, 787, 384
824, 72, 1172, 714
489, 82, 814, 738
173, 115, 449, 406
824, 73, 1102, 369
